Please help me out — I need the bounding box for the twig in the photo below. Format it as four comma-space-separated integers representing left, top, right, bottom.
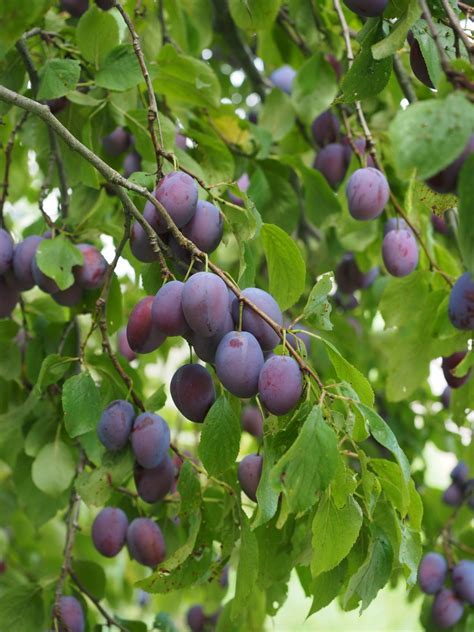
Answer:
158, 0, 169, 45
0, 111, 29, 226
69, 571, 129, 632
393, 55, 417, 103
440, 0, 473, 61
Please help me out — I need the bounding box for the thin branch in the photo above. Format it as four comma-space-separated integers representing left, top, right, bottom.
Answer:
440, 0, 474, 61
69, 571, 129, 632
393, 54, 417, 103
0, 111, 29, 227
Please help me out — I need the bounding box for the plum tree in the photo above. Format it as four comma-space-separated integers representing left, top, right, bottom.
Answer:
237, 454, 263, 502
241, 405, 264, 438
117, 327, 137, 361
182, 272, 229, 337
187, 311, 234, 363
0, 228, 14, 275
181, 200, 223, 253
431, 588, 464, 629
311, 111, 340, 147
418, 553, 448, 594
258, 355, 303, 415
346, 168, 390, 220
426, 135, 474, 194
127, 518, 166, 567
409, 37, 434, 89
448, 273, 474, 330
74, 244, 108, 289
343, 0, 388, 17
97, 400, 135, 452
152, 170, 198, 231
269, 65, 296, 93
126, 296, 166, 353
231, 287, 283, 350
215, 331, 264, 398
170, 364, 216, 423
335, 253, 378, 294
12, 235, 42, 290
0, 277, 19, 318
441, 352, 471, 389
382, 228, 419, 277
91, 507, 128, 557
57, 596, 85, 632
131, 413, 170, 469
452, 560, 474, 604
102, 127, 131, 156
313, 143, 348, 189
134, 456, 175, 503
152, 281, 189, 337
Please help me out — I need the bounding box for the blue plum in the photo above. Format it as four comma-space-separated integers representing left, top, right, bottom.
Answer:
452, 560, 474, 604
188, 311, 234, 363
117, 327, 137, 362
313, 143, 348, 189
448, 273, 474, 330
12, 235, 42, 290
215, 331, 264, 398
311, 111, 340, 147
97, 399, 135, 452
134, 455, 175, 503
74, 244, 108, 290
431, 588, 464, 629
131, 412, 170, 469
153, 170, 198, 231
418, 552, 447, 594
127, 517, 166, 567
270, 65, 296, 94
92, 507, 128, 557
346, 167, 389, 220
0, 229, 14, 276
442, 352, 471, 389
237, 453, 263, 502
241, 405, 264, 438
102, 127, 131, 156
232, 287, 283, 351
0, 276, 19, 317
181, 200, 223, 253
343, 0, 388, 17
52, 282, 83, 307
152, 281, 189, 337
170, 364, 216, 423
182, 272, 229, 337
126, 296, 166, 354
258, 355, 303, 415
57, 595, 85, 632
382, 228, 419, 277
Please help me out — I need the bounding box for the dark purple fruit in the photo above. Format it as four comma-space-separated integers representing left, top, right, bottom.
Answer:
335, 253, 378, 294
92, 507, 128, 557
241, 405, 263, 438
97, 399, 135, 452
0, 228, 14, 276
12, 235, 42, 290
431, 588, 464, 629
382, 228, 419, 277
74, 244, 108, 290
231, 287, 283, 351
313, 143, 348, 189
442, 352, 471, 389
237, 453, 263, 502
182, 272, 229, 338
452, 560, 474, 604
0, 276, 19, 317
343, 0, 388, 18
123, 151, 142, 177
57, 595, 85, 632
152, 281, 188, 337
117, 327, 137, 361
170, 364, 216, 423
443, 482, 464, 507
127, 518, 166, 567
52, 282, 83, 307
258, 355, 303, 415
409, 38, 434, 88
215, 331, 264, 398
418, 552, 447, 594
134, 455, 175, 503
102, 127, 131, 156
181, 200, 223, 253
126, 296, 166, 354
448, 273, 474, 331
346, 167, 389, 221
131, 412, 170, 469
311, 111, 340, 147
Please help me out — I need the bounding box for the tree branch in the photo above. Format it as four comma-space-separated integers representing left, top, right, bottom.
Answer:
440, 0, 474, 61
393, 54, 417, 103
0, 111, 29, 227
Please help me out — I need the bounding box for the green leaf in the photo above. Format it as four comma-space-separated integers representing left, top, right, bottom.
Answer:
303, 272, 334, 331
458, 154, 474, 275
307, 560, 347, 617
37, 59, 81, 100
34, 354, 76, 393
76, 5, 120, 67
0, 583, 44, 632
145, 384, 167, 412
231, 514, 259, 621
229, 0, 282, 31
300, 165, 342, 226
177, 460, 202, 517
291, 53, 338, 125
32, 441, 75, 496
76, 451, 133, 506
254, 434, 280, 528
198, 396, 241, 476
371, 0, 420, 60
390, 93, 474, 179
35, 237, 83, 291
343, 527, 394, 613
261, 223, 306, 311
369, 458, 408, 516
96, 45, 143, 91
259, 89, 295, 141
270, 406, 341, 513
0, 0, 48, 59
72, 560, 106, 600
311, 494, 363, 576
62, 372, 102, 438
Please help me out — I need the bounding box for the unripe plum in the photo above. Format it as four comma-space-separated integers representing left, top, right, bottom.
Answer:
452, 560, 474, 604
123, 151, 142, 177
442, 352, 471, 389
431, 588, 464, 629
448, 273, 474, 330
188, 311, 234, 363
231, 287, 283, 351
126, 296, 166, 354
102, 127, 131, 156
97, 399, 135, 452
258, 355, 303, 415
335, 253, 378, 294
152, 281, 189, 337
427, 135, 474, 194
270, 65, 296, 94
181, 200, 223, 253
241, 405, 263, 438
52, 282, 83, 307
131, 412, 170, 469
0, 276, 19, 317
182, 272, 229, 337
237, 453, 263, 502
343, 0, 388, 17
409, 38, 434, 89
170, 364, 216, 423
0, 229, 14, 276
134, 455, 175, 503
382, 228, 419, 277
12, 235, 42, 290
127, 518, 166, 567
346, 167, 389, 221
92, 507, 128, 557
311, 111, 340, 147
117, 327, 137, 361
57, 595, 85, 632
215, 331, 264, 398
153, 171, 198, 231
74, 244, 108, 290
418, 552, 447, 594
313, 143, 348, 189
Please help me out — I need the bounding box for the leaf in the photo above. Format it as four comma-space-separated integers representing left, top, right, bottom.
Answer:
458, 154, 474, 275
145, 385, 167, 412
76, 451, 133, 506
261, 223, 306, 311
259, 89, 295, 141
390, 93, 474, 179
229, 0, 282, 31
270, 406, 341, 513
300, 165, 342, 226
311, 494, 363, 576
96, 45, 143, 91
343, 527, 394, 613
307, 560, 347, 617
198, 396, 241, 476
291, 53, 338, 125
35, 237, 83, 291
62, 372, 102, 438
177, 460, 202, 517
231, 514, 259, 621
303, 272, 334, 331
37, 59, 81, 100
72, 560, 106, 600
0, 583, 44, 632
34, 354, 76, 393
369, 458, 408, 516
76, 5, 119, 67
253, 434, 280, 528
371, 0, 420, 60
0, 0, 48, 59
32, 441, 75, 496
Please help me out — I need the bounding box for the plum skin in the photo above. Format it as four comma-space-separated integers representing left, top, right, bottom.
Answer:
241, 405, 264, 438
448, 272, 474, 331
170, 364, 216, 423
181, 200, 223, 253
117, 327, 137, 361
238, 454, 263, 502
126, 296, 166, 354
442, 351, 471, 389
215, 331, 264, 398
452, 560, 474, 604
131, 412, 170, 469
311, 111, 340, 147
313, 143, 348, 189
12, 235, 42, 290
74, 244, 108, 290
102, 127, 131, 156
418, 552, 447, 594
129, 203, 164, 263
0, 276, 19, 318
97, 399, 135, 452
343, 0, 388, 18
431, 588, 464, 629
152, 281, 189, 337
92, 507, 128, 557
258, 355, 303, 415
153, 170, 198, 231
270, 65, 296, 94
134, 455, 175, 503
182, 272, 229, 338
57, 595, 85, 632
127, 518, 166, 567
187, 311, 234, 364
231, 287, 283, 351
335, 253, 378, 294
382, 228, 419, 277
346, 167, 390, 221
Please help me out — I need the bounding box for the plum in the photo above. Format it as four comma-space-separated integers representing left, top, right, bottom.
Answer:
311, 111, 340, 147
215, 331, 264, 398
443, 482, 464, 507
152, 281, 189, 337
129, 204, 164, 263
134, 455, 175, 503
0, 228, 14, 276
270, 65, 296, 94
152, 171, 198, 231
258, 355, 303, 415
102, 127, 131, 156
12, 235, 43, 290
343, 0, 388, 17
441, 352, 471, 389
382, 228, 419, 277
52, 282, 83, 307
346, 167, 389, 220
313, 143, 348, 189
431, 588, 464, 629
228, 173, 250, 207
450, 461, 469, 484
0, 276, 19, 317
448, 273, 474, 330
96, 0, 114, 9
92, 507, 128, 557
182, 272, 229, 337
241, 405, 264, 438
97, 399, 135, 452
170, 364, 216, 423
57, 596, 85, 632
127, 518, 166, 567
418, 552, 447, 594
117, 327, 137, 361
181, 200, 223, 253
126, 296, 166, 354
187, 605, 205, 632
237, 454, 263, 502
384, 218, 408, 236
335, 253, 378, 294
123, 151, 142, 177
231, 287, 283, 351
131, 412, 170, 469
74, 244, 108, 290
452, 560, 474, 604
188, 311, 234, 364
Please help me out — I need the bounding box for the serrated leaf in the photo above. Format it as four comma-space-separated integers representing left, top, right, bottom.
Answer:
37, 59, 81, 100
76, 451, 133, 506
307, 560, 347, 617
198, 396, 241, 477
62, 372, 102, 438
35, 237, 83, 291
96, 45, 143, 91
291, 53, 338, 125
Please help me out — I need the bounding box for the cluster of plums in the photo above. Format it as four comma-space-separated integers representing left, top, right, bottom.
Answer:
440, 351, 472, 410
442, 461, 474, 511
0, 228, 108, 317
